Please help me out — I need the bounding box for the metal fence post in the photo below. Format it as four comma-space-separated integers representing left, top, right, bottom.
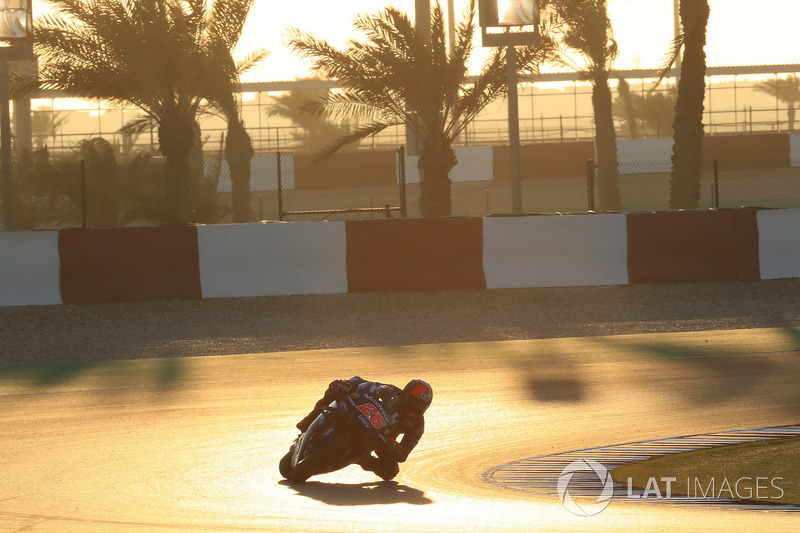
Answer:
713, 158, 719, 209
586, 159, 595, 212
80, 159, 87, 228
0, 60, 13, 230
398, 146, 407, 218
277, 150, 283, 221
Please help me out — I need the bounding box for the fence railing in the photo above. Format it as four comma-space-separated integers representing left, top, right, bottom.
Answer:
586, 159, 800, 213
3, 147, 800, 230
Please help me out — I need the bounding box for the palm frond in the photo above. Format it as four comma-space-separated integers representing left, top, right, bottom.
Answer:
235, 49, 270, 77
118, 116, 155, 137
9, 73, 42, 99
652, 30, 684, 90
548, 0, 618, 76
208, 0, 254, 49
312, 120, 394, 163
288, 0, 549, 162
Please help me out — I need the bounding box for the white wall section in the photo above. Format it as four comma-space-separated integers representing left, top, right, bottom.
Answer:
757, 207, 800, 279
197, 222, 348, 298
0, 231, 62, 306
483, 214, 629, 289
404, 146, 494, 184
616, 139, 673, 173
790, 133, 800, 165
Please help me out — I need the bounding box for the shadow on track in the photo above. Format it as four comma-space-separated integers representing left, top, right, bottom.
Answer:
279, 480, 433, 506
0, 357, 186, 389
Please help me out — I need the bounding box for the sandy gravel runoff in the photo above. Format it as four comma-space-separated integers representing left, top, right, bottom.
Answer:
2, 279, 799, 365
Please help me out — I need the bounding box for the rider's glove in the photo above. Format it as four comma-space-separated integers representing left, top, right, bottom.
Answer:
329, 379, 354, 394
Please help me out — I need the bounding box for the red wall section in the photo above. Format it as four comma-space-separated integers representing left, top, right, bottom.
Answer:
626, 210, 760, 283
345, 217, 486, 292
59, 226, 202, 304
702, 133, 790, 169
493, 141, 595, 180
293, 151, 397, 189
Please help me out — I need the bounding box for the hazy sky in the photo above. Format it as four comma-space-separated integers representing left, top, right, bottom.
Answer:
237, 0, 800, 82
32, 0, 800, 83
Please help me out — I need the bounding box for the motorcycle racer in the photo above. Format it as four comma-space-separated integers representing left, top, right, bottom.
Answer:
294, 376, 432, 481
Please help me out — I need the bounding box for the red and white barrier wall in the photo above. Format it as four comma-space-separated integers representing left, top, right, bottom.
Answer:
0, 231, 62, 306
757, 208, 800, 280
483, 214, 629, 289
1, 207, 799, 307
197, 222, 348, 297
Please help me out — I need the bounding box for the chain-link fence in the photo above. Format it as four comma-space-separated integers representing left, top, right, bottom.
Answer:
244, 149, 407, 222
596, 159, 800, 213
1, 146, 231, 230
443, 158, 800, 216
3, 147, 800, 230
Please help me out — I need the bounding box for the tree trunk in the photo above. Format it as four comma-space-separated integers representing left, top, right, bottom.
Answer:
158, 116, 197, 224
592, 73, 622, 211
618, 77, 639, 139
418, 144, 456, 217
669, 0, 710, 209
225, 119, 254, 223
80, 137, 119, 228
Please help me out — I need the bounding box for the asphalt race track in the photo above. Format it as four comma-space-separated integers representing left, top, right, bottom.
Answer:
2, 328, 799, 532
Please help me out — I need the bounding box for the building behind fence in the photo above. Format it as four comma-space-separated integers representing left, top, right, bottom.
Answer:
23, 65, 800, 154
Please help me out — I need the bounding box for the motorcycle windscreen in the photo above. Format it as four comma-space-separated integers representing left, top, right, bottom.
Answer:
350, 384, 400, 430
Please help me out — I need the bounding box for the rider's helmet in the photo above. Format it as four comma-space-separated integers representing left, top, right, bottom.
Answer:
403, 379, 433, 416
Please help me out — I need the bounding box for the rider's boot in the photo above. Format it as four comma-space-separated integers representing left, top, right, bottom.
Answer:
357, 455, 399, 481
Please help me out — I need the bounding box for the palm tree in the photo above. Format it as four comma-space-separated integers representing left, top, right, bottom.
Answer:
200, 0, 268, 223
548, 0, 622, 211
612, 86, 677, 138
668, 0, 710, 209
287, 0, 551, 216
12, 0, 247, 224
31, 105, 69, 149
616, 77, 639, 139
266, 85, 359, 152
78, 137, 120, 227
638, 89, 678, 138
755, 74, 800, 132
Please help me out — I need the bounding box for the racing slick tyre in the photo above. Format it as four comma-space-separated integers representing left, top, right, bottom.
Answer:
279, 450, 293, 479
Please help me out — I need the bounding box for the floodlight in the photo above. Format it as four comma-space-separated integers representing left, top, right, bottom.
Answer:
480, 0, 540, 28
479, 0, 540, 47
0, 0, 30, 41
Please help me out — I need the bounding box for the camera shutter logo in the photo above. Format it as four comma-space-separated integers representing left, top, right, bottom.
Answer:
557, 459, 615, 516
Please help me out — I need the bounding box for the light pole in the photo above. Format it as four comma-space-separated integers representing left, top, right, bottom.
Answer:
0, 0, 33, 231
506, 44, 522, 214
478, 0, 540, 215
446, 0, 455, 53
415, 0, 431, 42
406, 0, 431, 157
673, 0, 681, 70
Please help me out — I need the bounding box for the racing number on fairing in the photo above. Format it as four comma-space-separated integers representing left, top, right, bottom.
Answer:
356, 403, 385, 428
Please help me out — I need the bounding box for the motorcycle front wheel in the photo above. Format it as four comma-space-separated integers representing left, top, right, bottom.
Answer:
286, 430, 355, 483
279, 449, 293, 479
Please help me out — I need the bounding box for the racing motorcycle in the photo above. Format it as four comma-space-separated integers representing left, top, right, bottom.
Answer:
279, 382, 401, 483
